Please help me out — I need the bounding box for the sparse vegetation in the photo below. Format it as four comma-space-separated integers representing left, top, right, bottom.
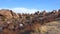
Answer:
0, 9, 60, 34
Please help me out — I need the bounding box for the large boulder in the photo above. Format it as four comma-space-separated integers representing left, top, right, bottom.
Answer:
0, 9, 19, 19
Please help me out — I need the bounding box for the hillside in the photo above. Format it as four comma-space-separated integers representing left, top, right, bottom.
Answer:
0, 9, 60, 34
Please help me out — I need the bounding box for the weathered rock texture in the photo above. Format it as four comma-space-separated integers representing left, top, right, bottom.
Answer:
0, 9, 19, 19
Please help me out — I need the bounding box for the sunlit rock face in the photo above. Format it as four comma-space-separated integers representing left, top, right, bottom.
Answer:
0, 9, 13, 19
0, 9, 19, 19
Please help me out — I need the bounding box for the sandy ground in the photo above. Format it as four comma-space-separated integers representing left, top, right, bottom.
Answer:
44, 21, 60, 34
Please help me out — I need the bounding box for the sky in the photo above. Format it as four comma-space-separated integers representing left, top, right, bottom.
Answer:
0, 0, 60, 13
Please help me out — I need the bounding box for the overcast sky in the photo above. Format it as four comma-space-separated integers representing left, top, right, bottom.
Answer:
0, 0, 60, 13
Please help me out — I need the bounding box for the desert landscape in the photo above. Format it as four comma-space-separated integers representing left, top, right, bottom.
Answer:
0, 9, 59, 34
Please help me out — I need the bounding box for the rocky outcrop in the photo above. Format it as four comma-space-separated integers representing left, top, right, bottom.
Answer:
0, 9, 19, 19
0, 9, 13, 19
0, 9, 60, 34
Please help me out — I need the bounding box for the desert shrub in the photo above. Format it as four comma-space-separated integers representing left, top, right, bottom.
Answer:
26, 16, 30, 20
